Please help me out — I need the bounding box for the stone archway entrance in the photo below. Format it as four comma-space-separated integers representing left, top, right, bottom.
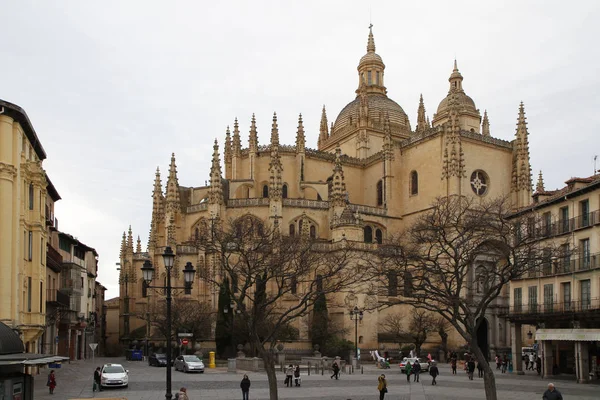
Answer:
477, 318, 489, 360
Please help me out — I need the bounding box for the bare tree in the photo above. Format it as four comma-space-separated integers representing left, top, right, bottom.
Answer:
142, 299, 214, 345
198, 216, 367, 400
375, 196, 562, 400
380, 310, 435, 355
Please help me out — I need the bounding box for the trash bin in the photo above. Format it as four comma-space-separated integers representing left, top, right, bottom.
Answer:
131, 350, 143, 361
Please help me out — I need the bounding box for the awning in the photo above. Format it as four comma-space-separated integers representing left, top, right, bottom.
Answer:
0, 353, 69, 366
536, 329, 600, 341
22, 356, 69, 365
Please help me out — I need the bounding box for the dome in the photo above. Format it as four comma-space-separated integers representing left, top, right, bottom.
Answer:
332, 93, 410, 134
359, 52, 383, 68
436, 91, 477, 115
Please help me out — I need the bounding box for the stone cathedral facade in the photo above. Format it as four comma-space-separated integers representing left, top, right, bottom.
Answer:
119, 27, 534, 357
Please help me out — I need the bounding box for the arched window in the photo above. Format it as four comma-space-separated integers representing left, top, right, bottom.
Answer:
364, 226, 373, 243
282, 184, 288, 199
262, 185, 269, 198
375, 229, 383, 244
410, 171, 418, 195
309, 225, 316, 239
359, 335, 364, 344
376, 180, 383, 206
289, 224, 295, 236
29, 183, 34, 210
388, 271, 398, 296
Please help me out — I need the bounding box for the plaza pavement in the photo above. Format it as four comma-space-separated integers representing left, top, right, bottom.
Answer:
33, 357, 599, 400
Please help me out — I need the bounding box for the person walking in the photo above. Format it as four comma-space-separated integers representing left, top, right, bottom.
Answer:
524, 354, 530, 370
501, 355, 508, 373
536, 356, 542, 375
451, 358, 457, 375
377, 374, 388, 400
542, 383, 563, 400
405, 361, 412, 383
176, 387, 189, 400
294, 365, 301, 387
330, 361, 340, 380
93, 367, 102, 392
495, 355, 501, 370
467, 358, 475, 380
528, 353, 535, 370
240, 374, 251, 400
47, 370, 56, 394
413, 360, 421, 382
285, 364, 294, 387
477, 361, 483, 378
429, 362, 439, 385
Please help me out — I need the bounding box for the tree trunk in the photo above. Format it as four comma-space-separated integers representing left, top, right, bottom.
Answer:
258, 346, 279, 400
471, 338, 498, 400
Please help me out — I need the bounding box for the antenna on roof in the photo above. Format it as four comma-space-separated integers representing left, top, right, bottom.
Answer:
594, 155, 598, 175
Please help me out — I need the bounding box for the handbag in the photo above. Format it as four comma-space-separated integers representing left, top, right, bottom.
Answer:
383, 387, 388, 393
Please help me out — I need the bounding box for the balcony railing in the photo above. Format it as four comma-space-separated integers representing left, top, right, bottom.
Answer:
227, 198, 270, 208
537, 210, 599, 238
509, 297, 600, 316
46, 289, 70, 308
535, 252, 600, 277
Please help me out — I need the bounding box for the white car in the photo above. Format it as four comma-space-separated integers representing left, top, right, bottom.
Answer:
174, 355, 205, 373
399, 357, 430, 372
100, 363, 129, 388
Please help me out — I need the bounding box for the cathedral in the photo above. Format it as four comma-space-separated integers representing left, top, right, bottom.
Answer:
119, 27, 533, 358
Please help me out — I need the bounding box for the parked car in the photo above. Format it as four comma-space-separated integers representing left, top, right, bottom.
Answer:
148, 353, 168, 367
100, 363, 129, 388
174, 355, 205, 373
399, 357, 430, 372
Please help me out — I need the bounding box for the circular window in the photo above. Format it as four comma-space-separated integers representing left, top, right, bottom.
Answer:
470, 170, 489, 196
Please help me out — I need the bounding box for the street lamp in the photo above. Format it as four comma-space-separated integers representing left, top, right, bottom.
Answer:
223, 301, 241, 357
141, 247, 196, 400
349, 306, 363, 361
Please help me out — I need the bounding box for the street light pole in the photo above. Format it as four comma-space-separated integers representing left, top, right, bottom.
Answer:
349, 306, 363, 361
141, 247, 196, 400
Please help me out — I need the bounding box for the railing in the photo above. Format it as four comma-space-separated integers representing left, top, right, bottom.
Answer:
537, 210, 599, 238
46, 289, 70, 307
534, 252, 600, 277
283, 198, 329, 209
509, 298, 600, 316
187, 203, 208, 213
176, 244, 197, 254
348, 203, 387, 216
227, 198, 270, 207
46, 245, 63, 273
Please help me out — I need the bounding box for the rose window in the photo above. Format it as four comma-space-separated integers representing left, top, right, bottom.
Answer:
470, 170, 489, 196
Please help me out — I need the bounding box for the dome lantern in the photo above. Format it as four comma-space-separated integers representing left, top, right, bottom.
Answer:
357, 24, 386, 96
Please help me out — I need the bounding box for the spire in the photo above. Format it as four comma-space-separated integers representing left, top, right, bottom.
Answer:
448, 59, 464, 92
249, 114, 258, 152
166, 153, 180, 212
330, 146, 348, 207
270, 112, 279, 148
208, 139, 224, 205
318, 105, 329, 147
367, 23, 376, 53
295, 113, 305, 153
232, 118, 242, 156
416, 94, 428, 133
536, 170, 545, 193
224, 126, 232, 164
152, 167, 163, 199
149, 167, 164, 253
511, 102, 533, 206
126, 225, 133, 254
136, 235, 142, 253
120, 231, 126, 258
482, 110, 490, 136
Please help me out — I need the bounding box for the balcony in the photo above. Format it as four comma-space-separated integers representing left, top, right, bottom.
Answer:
508, 298, 600, 323
534, 252, 600, 277
46, 245, 63, 273
46, 289, 70, 308
537, 210, 599, 238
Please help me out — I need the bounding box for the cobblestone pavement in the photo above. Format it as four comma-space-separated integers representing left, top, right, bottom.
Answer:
33, 357, 599, 400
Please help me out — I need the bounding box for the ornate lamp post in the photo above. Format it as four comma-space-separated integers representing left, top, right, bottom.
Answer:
349, 306, 363, 361
141, 247, 196, 400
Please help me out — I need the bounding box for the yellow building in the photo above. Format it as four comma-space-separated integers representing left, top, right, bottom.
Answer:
0, 100, 49, 351
508, 174, 600, 382
119, 27, 537, 358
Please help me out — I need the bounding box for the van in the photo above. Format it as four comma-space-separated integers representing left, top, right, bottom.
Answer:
521, 346, 536, 358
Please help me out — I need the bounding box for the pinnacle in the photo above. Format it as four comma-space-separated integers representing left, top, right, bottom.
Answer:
367, 24, 376, 53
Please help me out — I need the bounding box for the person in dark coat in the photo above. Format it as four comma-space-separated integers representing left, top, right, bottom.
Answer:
240, 374, 251, 400
330, 361, 340, 380
536, 356, 542, 375
294, 365, 301, 386
412, 360, 421, 382
467, 359, 475, 380
429, 362, 439, 385
476, 361, 483, 378
405, 361, 412, 383
93, 367, 103, 392
542, 383, 563, 400
450, 358, 457, 374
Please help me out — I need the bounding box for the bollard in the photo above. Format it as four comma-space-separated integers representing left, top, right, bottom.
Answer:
321, 364, 324, 375
352, 365, 354, 374
361, 365, 364, 374
308, 362, 311, 376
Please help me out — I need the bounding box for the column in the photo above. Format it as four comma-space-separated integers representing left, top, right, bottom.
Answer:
0, 116, 15, 322
576, 341, 590, 383
542, 340, 554, 378
510, 322, 524, 374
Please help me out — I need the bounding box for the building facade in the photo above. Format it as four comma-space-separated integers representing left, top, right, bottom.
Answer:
119, 27, 537, 358
508, 174, 600, 381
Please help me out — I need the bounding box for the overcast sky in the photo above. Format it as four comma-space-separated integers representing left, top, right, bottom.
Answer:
2, 1, 599, 298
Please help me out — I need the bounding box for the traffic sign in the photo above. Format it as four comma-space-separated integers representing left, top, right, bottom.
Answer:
181, 339, 189, 345
89, 343, 98, 351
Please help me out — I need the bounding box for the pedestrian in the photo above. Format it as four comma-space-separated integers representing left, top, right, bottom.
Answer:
525, 354, 530, 370
377, 374, 388, 400
451, 358, 457, 375
542, 383, 563, 400
47, 370, 56, 394
477, 361, 483, 378
294, 364, 301, 386
413, 360, 421, 382
429, 362, 439, 385
405, 361, 412, 383
501, 355, 508, 373
467, 358, 475, 380
93, 367, 103, 392
528, 353, 535, 370
240, 374, 251, 400
285, 364, 294, 387
176, 387, 189, 400
536, 356, 542, 375
495, 355, 500, 370
330, 361, 340, 380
